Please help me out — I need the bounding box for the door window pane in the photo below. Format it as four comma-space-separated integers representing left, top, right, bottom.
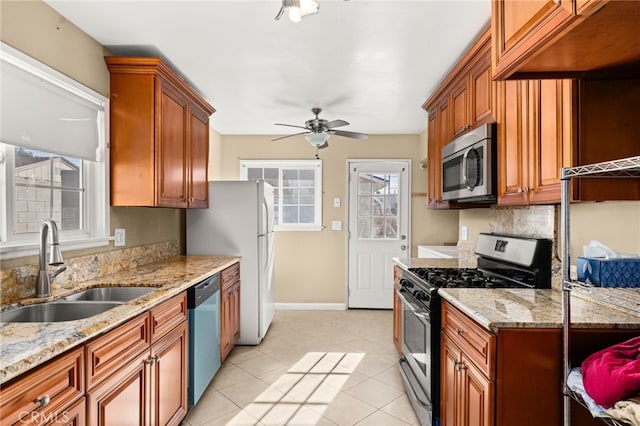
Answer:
356, 171, 400, 240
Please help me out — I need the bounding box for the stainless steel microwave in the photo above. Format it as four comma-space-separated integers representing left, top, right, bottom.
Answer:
441, 123, 496, 202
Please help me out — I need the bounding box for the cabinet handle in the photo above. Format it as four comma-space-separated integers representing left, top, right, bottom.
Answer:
145, 355, 160, 365
455, 328, 463, 335
524, 186, 529, 193
517, 187, 522, 193
34, 395, 50, 407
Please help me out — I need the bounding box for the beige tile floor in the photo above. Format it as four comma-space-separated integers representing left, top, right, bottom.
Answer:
182, 309, 420, 426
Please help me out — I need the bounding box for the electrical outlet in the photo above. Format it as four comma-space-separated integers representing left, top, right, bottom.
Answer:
331, 220, 342, 231
114, 228, 126, 246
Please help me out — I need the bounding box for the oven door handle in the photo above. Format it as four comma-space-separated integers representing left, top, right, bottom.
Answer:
397, 289, 431, 322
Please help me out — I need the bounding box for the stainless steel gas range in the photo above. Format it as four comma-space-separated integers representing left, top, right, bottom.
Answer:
397, 233, 552, 426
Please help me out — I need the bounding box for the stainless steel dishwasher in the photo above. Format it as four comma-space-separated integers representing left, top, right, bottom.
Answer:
187, 273, 221, 406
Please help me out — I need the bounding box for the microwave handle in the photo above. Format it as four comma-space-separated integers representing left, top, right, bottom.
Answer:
461, 148, 471, 189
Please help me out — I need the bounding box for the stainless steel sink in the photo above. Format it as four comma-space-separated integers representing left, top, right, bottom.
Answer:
0, 301, 122, 323
62, 286, 155, 302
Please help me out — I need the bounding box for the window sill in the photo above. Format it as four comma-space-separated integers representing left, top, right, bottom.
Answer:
274, 226, 323, 232
0, 237, 110, 261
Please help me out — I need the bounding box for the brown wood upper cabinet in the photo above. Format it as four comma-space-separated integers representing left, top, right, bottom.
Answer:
497, 79, 574, 205
106, 57, 215, 208
492, 0, 640, 79
423, 27, 496, 209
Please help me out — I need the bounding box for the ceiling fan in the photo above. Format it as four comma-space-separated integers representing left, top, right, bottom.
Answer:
273, 108, 368, 149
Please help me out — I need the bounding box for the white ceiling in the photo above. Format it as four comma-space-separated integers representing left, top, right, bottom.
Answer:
44, 0, 490, 136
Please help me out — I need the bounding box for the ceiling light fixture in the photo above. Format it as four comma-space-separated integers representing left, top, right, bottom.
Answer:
305, 132, 330, 146
275, 0, 319, 23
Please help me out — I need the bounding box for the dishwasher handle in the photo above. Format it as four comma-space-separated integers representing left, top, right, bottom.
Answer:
187, 273, 220, 308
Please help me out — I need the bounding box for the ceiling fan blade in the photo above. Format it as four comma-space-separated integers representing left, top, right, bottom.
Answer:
328, 129, 368, 140
275, 123, 310, 130
325, 119, 350, 129
317, 141, 329, 149
272, 131, 311, 141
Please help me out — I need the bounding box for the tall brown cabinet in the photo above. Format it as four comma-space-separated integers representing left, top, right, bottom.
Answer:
106, 57, 215, 208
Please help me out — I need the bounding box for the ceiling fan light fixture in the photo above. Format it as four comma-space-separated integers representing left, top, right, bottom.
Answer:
305, 132, 330, 146
275, 0, 319, 22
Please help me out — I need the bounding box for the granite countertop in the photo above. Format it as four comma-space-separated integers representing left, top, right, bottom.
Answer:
393, 257, 462, 269
440, 288, 640, 332
0, 255, 240, 384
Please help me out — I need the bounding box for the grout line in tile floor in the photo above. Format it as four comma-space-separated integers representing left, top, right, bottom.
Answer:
182, 309, 420, 426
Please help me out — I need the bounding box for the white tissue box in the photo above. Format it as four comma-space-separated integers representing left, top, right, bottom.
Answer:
576, 257, 640, 287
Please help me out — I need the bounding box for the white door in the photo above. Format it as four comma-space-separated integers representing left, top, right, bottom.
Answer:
347, 160, 410, 309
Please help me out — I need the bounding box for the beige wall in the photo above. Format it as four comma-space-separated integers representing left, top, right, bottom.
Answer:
1, 0, 185, 268
219, 134, 459, 303
459, 202, 640, 266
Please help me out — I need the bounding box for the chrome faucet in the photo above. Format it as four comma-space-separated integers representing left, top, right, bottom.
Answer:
36, 219, 67, 298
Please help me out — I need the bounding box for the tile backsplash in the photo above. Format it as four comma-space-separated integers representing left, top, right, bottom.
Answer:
457, 205, 562, 289
0, 241, 179, 304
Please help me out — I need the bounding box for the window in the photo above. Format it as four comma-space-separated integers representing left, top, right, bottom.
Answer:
240, 160, 322, 231
0, 43, 108, 259
356, 172, 399, 240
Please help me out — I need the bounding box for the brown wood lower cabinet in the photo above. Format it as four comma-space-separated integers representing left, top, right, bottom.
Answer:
0, 292, 189, 426
393, 265, 402, 353
441, 301, 640, 426
86, 293, 187, 426
0, 348, 84, 426
221, 262, 241, 362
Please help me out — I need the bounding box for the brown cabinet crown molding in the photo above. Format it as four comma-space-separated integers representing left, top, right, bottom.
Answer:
105, 57, 215, 116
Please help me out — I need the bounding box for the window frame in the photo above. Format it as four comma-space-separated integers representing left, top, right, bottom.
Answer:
240, 160, 322, 231
0, 43, 109, 260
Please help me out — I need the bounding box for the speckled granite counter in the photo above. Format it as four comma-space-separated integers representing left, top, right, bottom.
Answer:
439, 288, 640, 332
393, 257, 462, 270
0, 255, 240, 384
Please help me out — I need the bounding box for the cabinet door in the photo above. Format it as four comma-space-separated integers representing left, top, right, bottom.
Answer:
435, 99, 452, 208
188, 106, 210, 208
231, 281, 241, 346
498, 81, 529, 205
460, 354, 494, 426
87, 350, 149, 426
392, 266, 402, 353
427, 108, 439, 207
157, 80, 188, 208
451, 78, 469, 137
150, 321, 188, 426
529, 80, 568, 204
220, 285, 233, 362
469, 54, 493, 127
441, 336, 461, 426
492, 0, 576, 79
45, 397, 86, 426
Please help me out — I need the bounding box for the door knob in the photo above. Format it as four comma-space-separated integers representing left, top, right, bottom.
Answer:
401, 235, 407, 240
401, 245, 407, 251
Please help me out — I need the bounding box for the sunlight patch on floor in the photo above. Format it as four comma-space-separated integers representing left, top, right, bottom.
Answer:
226, 351, 365, 425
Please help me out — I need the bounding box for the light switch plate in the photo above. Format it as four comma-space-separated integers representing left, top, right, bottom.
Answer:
333, 197, 341, 208
331, 220, 342, 231
460, 225, 468, 241
114, 228, 126, 246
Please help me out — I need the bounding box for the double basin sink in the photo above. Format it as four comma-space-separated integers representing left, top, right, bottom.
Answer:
0, 287, 156, 323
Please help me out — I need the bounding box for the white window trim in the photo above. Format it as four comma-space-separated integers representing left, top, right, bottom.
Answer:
240, 160, 322, 231
0, 44, 110, 260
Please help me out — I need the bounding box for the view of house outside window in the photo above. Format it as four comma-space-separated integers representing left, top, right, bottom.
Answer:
13, 147, 83, 234
357, 172, 399, 240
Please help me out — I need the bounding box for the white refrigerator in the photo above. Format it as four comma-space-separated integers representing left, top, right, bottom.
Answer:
187, 180, 275, 345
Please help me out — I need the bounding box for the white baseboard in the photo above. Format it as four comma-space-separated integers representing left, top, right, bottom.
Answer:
275, 303, 346, 311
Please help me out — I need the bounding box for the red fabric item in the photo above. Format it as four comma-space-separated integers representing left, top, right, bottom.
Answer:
582, 336, 640, 408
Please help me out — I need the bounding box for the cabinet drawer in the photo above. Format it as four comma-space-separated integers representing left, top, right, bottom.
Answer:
442, 302, 496, 378
150, 292, 187, 343
85, 313, 149, 390
0, 348, 84, 426
221, 262, 240, 288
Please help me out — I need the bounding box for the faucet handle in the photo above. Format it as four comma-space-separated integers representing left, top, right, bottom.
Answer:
49, 264, 67, 281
